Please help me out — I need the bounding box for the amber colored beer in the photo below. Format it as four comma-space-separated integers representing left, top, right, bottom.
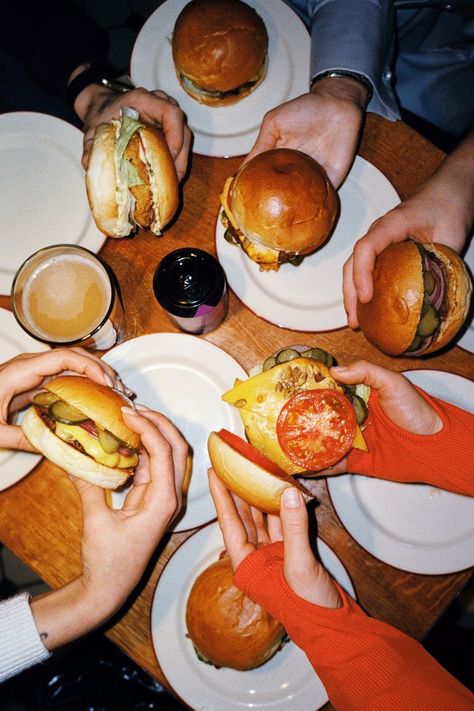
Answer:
12, 245, 124, 349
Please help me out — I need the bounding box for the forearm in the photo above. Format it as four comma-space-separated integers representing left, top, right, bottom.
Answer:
347, 390, 473, 495
235, 543, 474, 711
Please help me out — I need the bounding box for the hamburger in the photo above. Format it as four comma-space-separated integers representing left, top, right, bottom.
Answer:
357, 240, 472, 356
186, 552, 286, 669
220, 347, 369, 476
86, 108, 179, 238
220, 149, 338, 271
172, 0, 268, 107
21, 376, 140, 489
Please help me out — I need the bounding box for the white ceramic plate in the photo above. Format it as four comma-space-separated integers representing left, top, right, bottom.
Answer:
328, 370, 474, 574
131, 0, 310, 157
456, 237, 474, 353
0, 307, 49, 491
0, 112, 105, 295
151, 521, 355, 711
216, 156, 400, 331
103, 333, 246, 531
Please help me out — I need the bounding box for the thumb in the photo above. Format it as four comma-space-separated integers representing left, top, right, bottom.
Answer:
280, 488, 314, 571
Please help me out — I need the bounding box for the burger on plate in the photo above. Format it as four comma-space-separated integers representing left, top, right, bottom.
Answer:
21, 376, 140, 489
220, 346, 369, 475
86, 108, 179, 238
186, 552, 286, 670
220, 149, 338, 271
172, 0, 268, 107
357, 240, 472, 356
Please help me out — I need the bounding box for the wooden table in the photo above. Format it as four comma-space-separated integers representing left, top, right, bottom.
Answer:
0, 114, 472, 710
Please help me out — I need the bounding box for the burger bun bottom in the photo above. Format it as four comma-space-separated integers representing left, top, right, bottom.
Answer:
21, 408, 132, 489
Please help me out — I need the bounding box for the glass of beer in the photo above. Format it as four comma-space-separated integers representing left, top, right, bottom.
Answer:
11, 244, 125, 350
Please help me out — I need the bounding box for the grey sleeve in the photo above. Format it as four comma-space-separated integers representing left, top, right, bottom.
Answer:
0, 593, 51, 682
304, 0, 401, 120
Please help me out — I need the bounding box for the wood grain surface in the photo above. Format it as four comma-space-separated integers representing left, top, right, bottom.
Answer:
0, 114, 472, 711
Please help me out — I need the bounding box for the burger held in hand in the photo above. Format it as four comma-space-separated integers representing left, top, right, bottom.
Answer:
208, 346, 369, 513
172, 0, 268, 107
186, 552, 286, 670
220, 149, 338, 271
21, 376, 140, 489
357, 240, 472, 356
86, 108, 178, 238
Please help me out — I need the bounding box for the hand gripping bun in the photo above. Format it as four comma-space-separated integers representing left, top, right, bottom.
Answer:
21, 376, 140, 489
208, 430, 313, 514
357, 241, 472, 356
222, 149, 338, 270
86, 117, 178, 238
186, 553, 285, 670
172, 0, 268, 107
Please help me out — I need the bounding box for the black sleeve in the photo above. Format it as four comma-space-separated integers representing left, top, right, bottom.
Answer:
0, 0, 108, 96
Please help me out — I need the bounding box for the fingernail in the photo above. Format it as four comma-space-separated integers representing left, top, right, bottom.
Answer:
135, 403, 150, 411
282, 487, 301, 508
114, 378, 125, 392
121, 406, 139, 416
103, 373, 114, 387
124, 386, 135, 398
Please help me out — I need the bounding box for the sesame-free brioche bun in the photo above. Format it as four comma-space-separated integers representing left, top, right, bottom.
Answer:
207, 429, 313, 515
186, 553, 285, 670
172, 0, 268, 107
357, 241, 472, 356
21, 376, 140, 489
222, 149, 338, 270
86, 120, 178, 238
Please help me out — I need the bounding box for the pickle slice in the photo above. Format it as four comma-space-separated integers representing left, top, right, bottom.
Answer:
351, 394, 368, 426
416, 305, 440, 337
301, 347, 335, 367
262, 355, 277, 372
32, 392, 60, 407
275, 348, 300, 364
98, 429, 120, 454
49, 400, 89, 424
423, 270, 436, 296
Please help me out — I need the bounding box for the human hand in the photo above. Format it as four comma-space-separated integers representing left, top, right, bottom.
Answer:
343, 151, 473, 328
0, 348, 121, 452
76, 85, 192, 181
302, 360, 443, 479
208, 469, 340, 608
31, 408, 188, 650
245, 77, 368, 189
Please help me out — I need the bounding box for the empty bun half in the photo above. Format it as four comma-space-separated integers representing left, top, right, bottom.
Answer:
21, 407, 131, 489
186, 553, 285, 670
172, 0, 268, 106
45, 376, 140, 449
229, 148, 338, 255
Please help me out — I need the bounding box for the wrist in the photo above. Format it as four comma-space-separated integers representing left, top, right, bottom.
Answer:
311, 71, 372, 109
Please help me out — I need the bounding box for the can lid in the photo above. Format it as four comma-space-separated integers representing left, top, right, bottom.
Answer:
153, 248, 226, 317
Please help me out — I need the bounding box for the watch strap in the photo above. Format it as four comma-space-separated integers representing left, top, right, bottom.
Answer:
66, 65, 133, 110
311, 70, 373, 102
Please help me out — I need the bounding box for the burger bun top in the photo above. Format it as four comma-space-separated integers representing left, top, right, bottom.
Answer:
228, 148, 338, 255
172, 0, 268, 94
186, 553, 285, 670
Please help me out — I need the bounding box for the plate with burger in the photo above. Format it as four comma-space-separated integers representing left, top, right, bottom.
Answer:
151, 521, 355, 711
0, 308, 49, 491
328, 369, 474, 575
0, 112, 105, 295
102, 333, 247, 531
130, 0, 310, 156
216, 154, 400, 331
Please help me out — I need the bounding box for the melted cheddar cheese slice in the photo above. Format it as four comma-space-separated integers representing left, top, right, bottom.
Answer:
55, 423, 138, 469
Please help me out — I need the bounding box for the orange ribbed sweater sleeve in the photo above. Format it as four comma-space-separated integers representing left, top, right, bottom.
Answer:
347, 389, 473, 496
234, 542, 474, 711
